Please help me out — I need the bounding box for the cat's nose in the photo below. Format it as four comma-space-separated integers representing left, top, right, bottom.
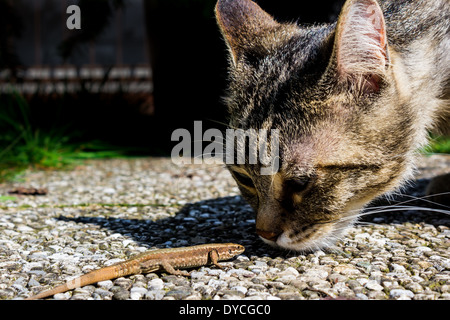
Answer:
256, 229, 281, 242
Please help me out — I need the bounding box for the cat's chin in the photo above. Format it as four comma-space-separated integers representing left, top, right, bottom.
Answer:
260, 222, 352, 252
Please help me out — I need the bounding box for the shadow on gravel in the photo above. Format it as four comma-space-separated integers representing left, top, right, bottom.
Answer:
56, 177, 449, 258
56, 195, 285, 257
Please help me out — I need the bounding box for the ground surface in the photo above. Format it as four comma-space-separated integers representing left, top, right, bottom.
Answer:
0, 155, 449, 300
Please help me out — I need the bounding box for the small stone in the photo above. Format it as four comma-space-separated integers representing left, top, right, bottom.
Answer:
319, 257, 339, 266
334, 265, 361, 276
97, 280, 114, 290
355, 293, 369, 300
291, 279, 308, 290
122, 240, 134, 247
303, 269, 328, 280
27, 278, 41, 287
103, 188, 116, 194
265, 281, 285, 290
417, 261, 433, 269
280, 267, 300, 277
356, 261, 372, 273
365, 280, 383, 291
17, 225, 34, 232
113, 289, 130, 300
94, 288, 114, 299
145, 289, 165, 300
382, 281, 398, 289
164, 289, 192, 299
405, 282, 424, 293
221, 290, 245, 299
327, 273, 347, 283
279, 275, 297, 284
414, 246, 433, 253
230, 285, 248, 295
390, 263, 408, 274
356, 277, 369, 286
207, 279, 228, 290
346, 280, 363, 290
389, 289, 414, 300
440, 285, 450, 293
276, 292, 305, 300
130, 287, 148, 300
53, 293, 70, 300
367, 290, 387, 299
148, 278, 164, 290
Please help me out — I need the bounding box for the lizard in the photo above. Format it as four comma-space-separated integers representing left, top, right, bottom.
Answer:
25, 243, 245, 300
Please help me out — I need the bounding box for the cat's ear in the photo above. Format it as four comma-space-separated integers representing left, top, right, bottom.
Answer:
215, 0, 279, 64
333, 0, 390, 92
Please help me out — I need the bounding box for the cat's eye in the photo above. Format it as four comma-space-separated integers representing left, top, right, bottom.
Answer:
231, 170, 255, 188
285, 177, 311, 194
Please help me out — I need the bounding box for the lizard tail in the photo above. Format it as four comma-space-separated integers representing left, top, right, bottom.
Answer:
25, 260, 142, 300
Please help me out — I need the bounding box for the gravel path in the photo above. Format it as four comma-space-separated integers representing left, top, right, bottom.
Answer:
0, 155, 448, 300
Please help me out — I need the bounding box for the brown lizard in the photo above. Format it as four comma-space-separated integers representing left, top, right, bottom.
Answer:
25, 243, 245, 300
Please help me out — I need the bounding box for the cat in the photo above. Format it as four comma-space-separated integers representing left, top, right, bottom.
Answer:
215, 0, 449, 251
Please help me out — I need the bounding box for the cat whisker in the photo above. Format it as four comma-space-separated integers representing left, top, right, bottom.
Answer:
339, 206, 450, 224
343, 191, 450, 215
389, 191, 450, 209
315, 204, 450, 227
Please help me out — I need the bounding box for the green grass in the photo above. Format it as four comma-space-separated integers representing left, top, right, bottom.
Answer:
423, 136, 450, 154
0, 92, 135, 182
0, 196, 17, 202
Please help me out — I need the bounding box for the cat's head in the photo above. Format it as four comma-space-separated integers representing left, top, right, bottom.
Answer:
216, 0, 417, 252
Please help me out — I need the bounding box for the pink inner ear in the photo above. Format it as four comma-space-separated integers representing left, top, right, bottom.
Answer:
336, 0, 389, 81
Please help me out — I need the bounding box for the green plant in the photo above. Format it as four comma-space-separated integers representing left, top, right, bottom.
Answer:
0, 196, 16, 202
0, 92, 75, 168
0, 91, 131, 182
422, 135, 450, 155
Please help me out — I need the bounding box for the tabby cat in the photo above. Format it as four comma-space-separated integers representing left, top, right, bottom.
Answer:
215, 0, 449, 251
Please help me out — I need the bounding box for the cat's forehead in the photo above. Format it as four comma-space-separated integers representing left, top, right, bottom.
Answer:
278, 120, 350, 174
228, 26, 335, 126
239, 27, 332, 82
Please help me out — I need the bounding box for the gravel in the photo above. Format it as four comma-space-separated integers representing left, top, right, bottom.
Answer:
0, 155, 448, 300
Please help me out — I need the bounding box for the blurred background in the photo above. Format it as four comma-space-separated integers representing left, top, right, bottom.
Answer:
0, 0, 447, 181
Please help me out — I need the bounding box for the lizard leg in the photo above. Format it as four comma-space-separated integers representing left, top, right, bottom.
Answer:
160, 260, 190, 277
209, 250, 225, 270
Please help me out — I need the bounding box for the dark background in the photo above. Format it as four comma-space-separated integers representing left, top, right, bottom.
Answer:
0, 0, 345, 155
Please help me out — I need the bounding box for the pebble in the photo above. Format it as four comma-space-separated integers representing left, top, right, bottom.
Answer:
230, 285, 248, 295
113, 289, 130, 300
53, 293, 70, 300
97, 280, 114, 290
148, 278, 164, 290
334, 265, 361, 276
103, 188, 116, 195
280, 267, 300, 277
130, 287, 148, 300
390, 263, 408, 274
17, 225, 34, 232
389, 289, 414, 300
365, 280, 383, 291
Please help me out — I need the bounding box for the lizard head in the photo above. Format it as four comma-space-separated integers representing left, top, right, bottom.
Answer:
218, 243, 245, 259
